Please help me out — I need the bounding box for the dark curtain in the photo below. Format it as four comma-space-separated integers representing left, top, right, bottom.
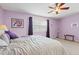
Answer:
46, 20, 50, 38
28, 17, 33, 35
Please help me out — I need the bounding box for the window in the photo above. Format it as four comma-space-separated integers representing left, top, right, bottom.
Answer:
33, 19, 47, 33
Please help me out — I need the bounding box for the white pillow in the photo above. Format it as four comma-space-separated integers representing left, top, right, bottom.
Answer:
0, 39, 8, 47
0, 33, 10, 44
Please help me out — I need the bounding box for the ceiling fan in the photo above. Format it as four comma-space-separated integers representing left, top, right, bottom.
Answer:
48, 3, 70, 14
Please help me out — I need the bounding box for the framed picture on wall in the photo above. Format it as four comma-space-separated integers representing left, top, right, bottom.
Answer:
11, 18, 24, 28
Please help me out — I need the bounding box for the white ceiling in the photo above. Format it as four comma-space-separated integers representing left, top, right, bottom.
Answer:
0, 3, 79, 18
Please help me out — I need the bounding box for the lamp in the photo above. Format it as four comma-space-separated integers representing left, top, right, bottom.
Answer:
0, 25, 8, 31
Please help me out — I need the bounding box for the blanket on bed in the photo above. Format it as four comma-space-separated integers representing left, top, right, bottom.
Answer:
0, 35, 66, 55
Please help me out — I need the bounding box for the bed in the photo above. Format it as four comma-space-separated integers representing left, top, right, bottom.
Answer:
0, 35, 66, 55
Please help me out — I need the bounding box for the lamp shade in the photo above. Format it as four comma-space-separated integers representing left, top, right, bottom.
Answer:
0, 25, 8, 31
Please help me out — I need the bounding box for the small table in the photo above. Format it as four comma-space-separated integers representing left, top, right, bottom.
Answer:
64, 34, 74, 41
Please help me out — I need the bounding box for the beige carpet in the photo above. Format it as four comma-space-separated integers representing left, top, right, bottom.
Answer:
57, 38, 79, 55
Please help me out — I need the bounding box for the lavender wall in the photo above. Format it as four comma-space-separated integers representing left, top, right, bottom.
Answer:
50, 19, 58, 38
58, 13, 79, 42
3, 10, 30, 37
2, 8, 79, 41
0, 8, 4, 24
3, 9, 79, 41
2, 9, 57, 38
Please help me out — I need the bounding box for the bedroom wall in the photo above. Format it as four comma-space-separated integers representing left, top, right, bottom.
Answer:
58, 13, 79, 42
0, 8, 4, 24
2, 10, 57, 38
3, 10, 30, 37
50, 18, 58, 39
3, 9, 79, 41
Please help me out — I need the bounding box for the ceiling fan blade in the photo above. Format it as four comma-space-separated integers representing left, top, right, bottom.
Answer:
55, 3, 59, 6
59, 3, 65, 7
49, 6, 54, 9
48, 10, 53, 13
56, 11, 59, 14
60, 7, 70, 10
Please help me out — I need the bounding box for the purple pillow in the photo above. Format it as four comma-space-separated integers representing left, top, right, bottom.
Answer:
5, 31, 18, 39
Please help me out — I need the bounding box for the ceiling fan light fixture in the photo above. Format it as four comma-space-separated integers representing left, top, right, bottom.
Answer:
48, 3, 70, 15
55, 7, 61, 14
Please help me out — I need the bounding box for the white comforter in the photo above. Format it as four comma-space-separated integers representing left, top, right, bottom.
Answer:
0, 35, 66, 55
